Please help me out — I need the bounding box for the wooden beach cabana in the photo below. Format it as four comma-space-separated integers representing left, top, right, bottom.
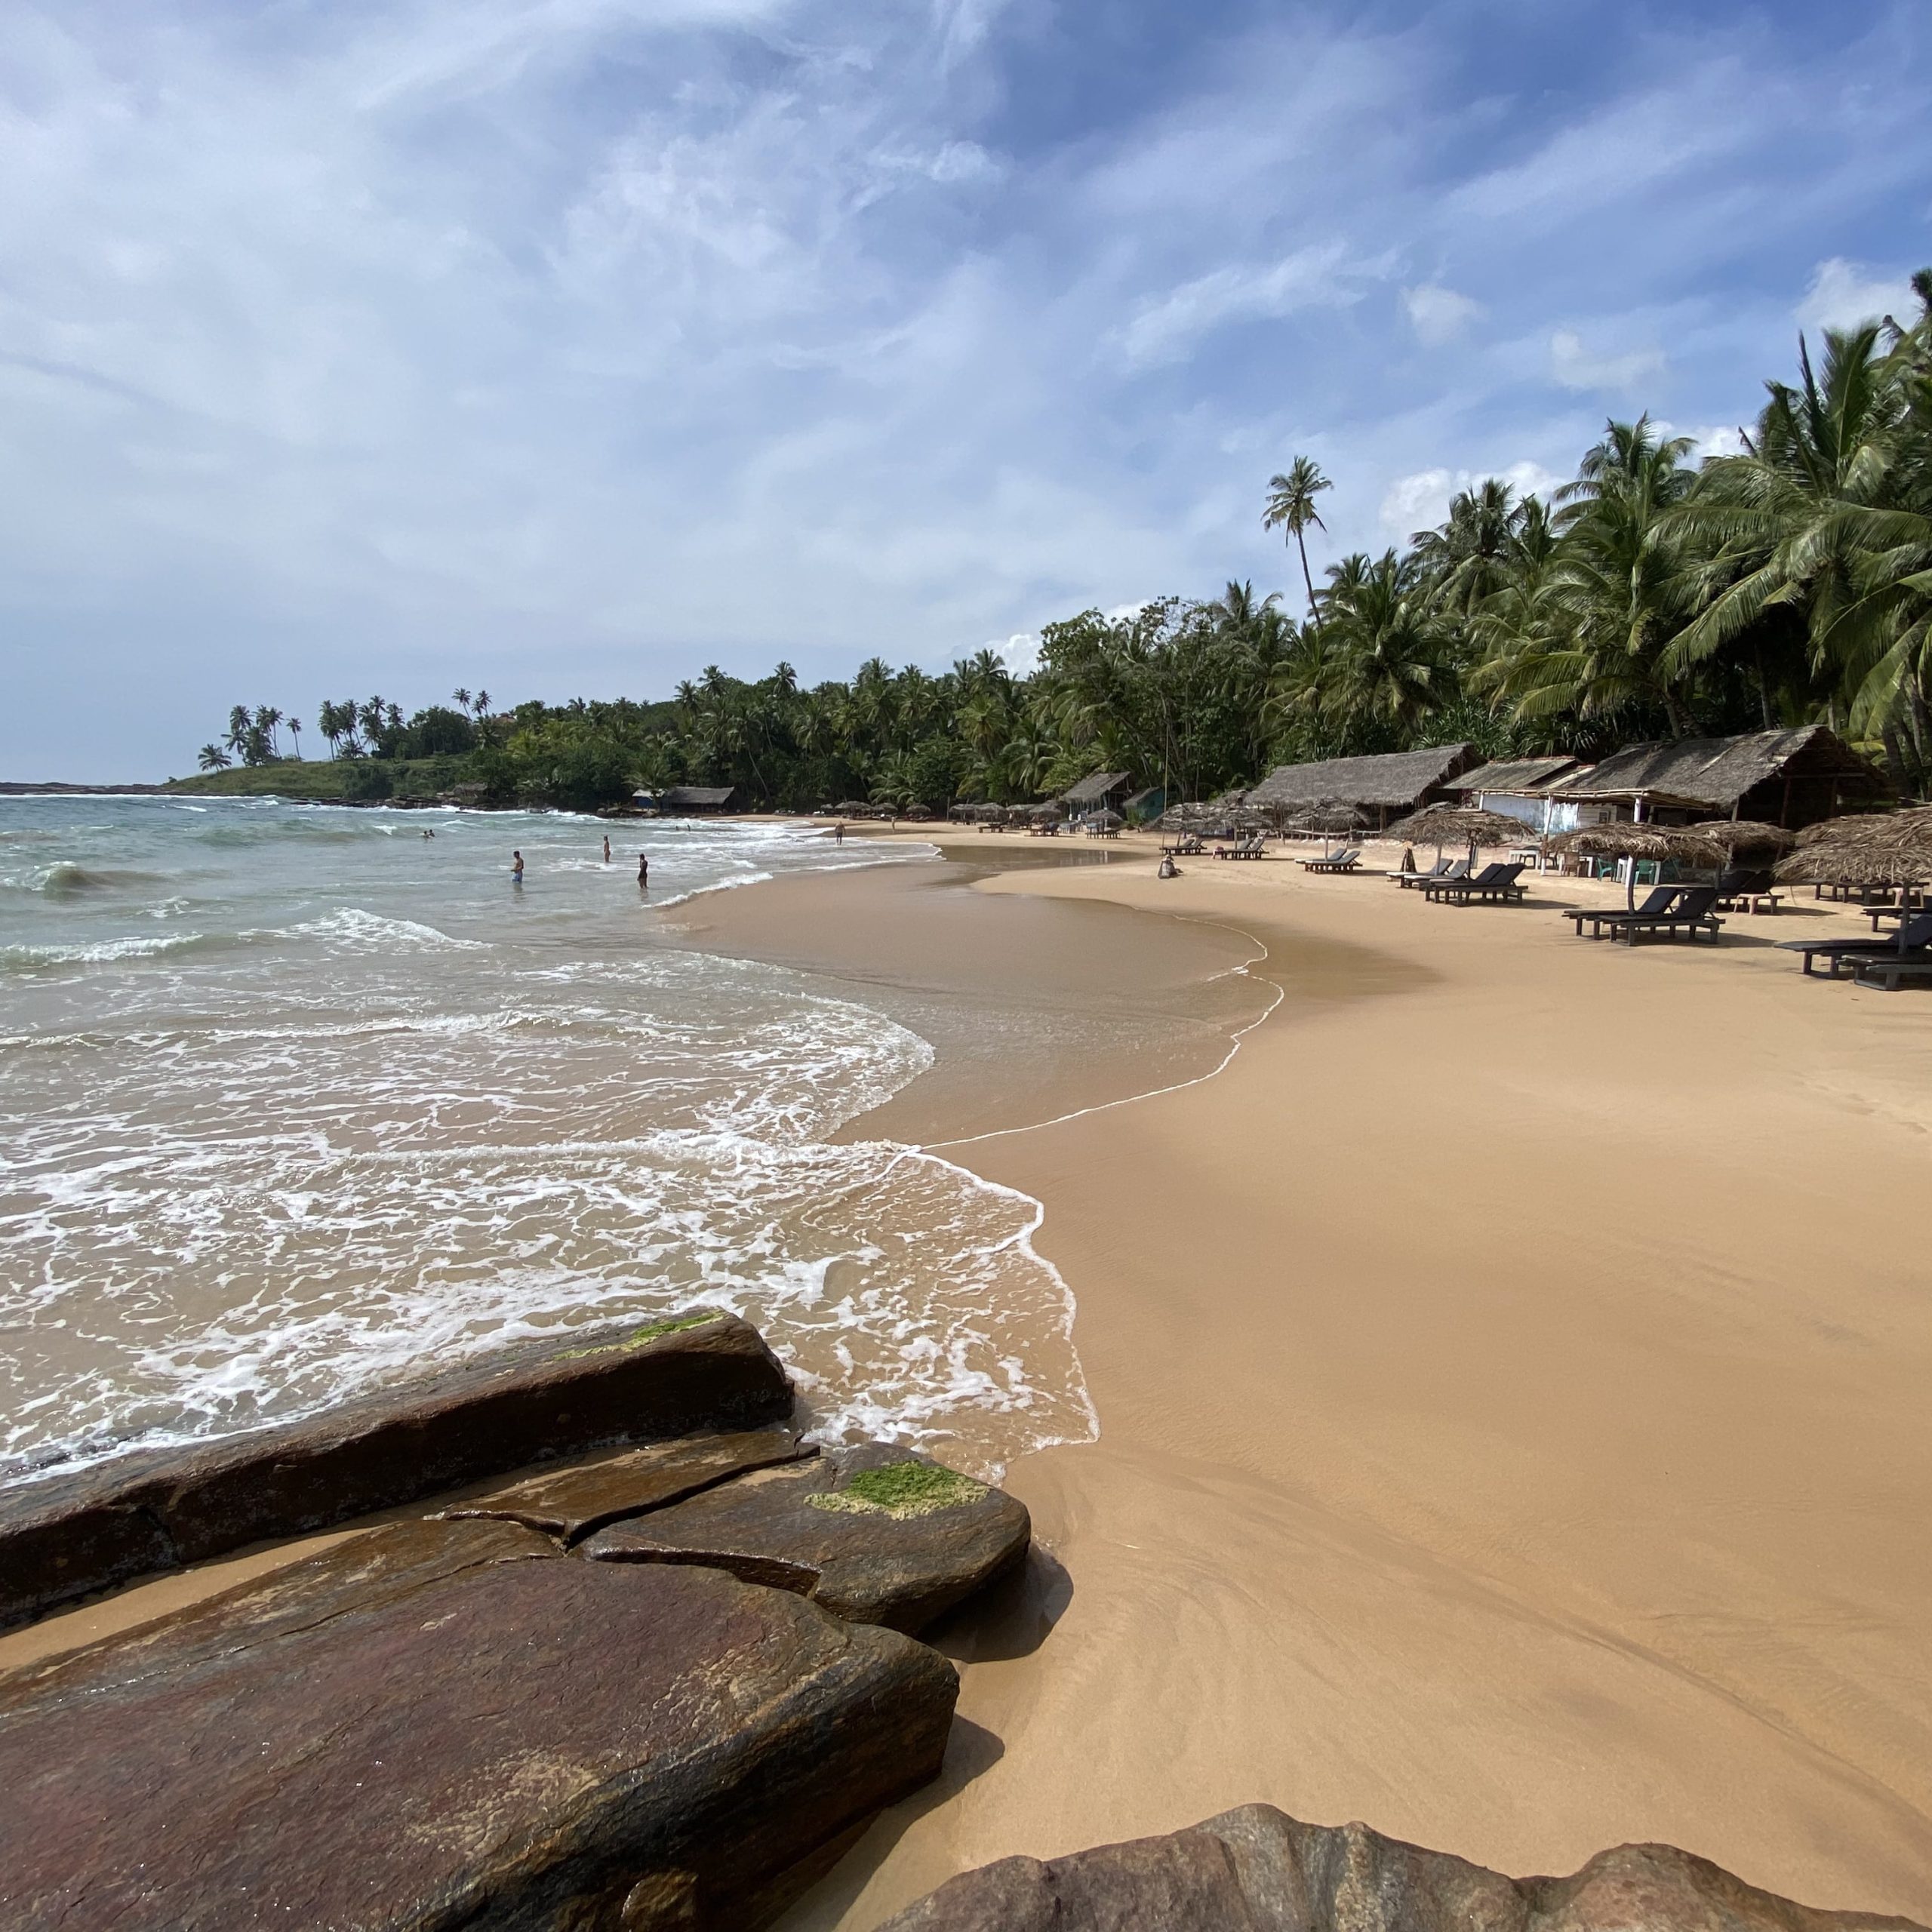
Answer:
1060, 771, 1134, 819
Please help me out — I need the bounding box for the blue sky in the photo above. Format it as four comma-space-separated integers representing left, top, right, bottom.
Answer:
3, 0, 1930, 778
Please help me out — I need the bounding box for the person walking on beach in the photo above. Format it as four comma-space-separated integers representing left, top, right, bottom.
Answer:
637, 854, 649, 888
833, 822, 844, 845
511, 849, 524, 882
602, 834, 611, 863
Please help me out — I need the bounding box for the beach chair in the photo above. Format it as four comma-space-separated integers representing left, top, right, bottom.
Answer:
1713, 867, 1781, 915
1850, 954, 1932, 991
1389, 857, 1454, 888
1424, 862, 1526, 905
1611, 885, 1722, 944
1299, 848, 1361, 873
1783, 909, 1932, 979
1565, 886, 1684, 940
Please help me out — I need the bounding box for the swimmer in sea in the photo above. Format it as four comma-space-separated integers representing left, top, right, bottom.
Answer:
602, 834, 611, 863
637, 854, 649, 888
512, 849, 524, 882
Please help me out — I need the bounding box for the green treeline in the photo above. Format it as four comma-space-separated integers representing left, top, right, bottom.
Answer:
188, 288, 1932, 811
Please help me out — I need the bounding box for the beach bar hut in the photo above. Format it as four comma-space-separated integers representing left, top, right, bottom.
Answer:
650, 785, 737, 815
1538, 727, 1884, 830
1246, 744, 1479, 834
1448, 756, 1590, 835
1059, 771, 1134, 820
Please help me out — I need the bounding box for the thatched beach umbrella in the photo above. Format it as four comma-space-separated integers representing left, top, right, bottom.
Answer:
1545, 821, 1729, 909
1688, 819, 1798, 857
1794, 811, 1900, 848
1385, 805, 1537, 866
1776, 808, 1932, 898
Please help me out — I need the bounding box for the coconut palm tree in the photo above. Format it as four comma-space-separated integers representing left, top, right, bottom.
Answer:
1263, 457, 1334, 630
1320, 550, 1458, 732
198, 743, 232, 771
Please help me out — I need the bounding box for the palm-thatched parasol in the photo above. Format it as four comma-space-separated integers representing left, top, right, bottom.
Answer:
1086, 808, 1124, 832
1544, 821, 1729, 909
1385, 804, 1538, 864
1794, 811, 1900, 848
1687, 819, 1798, 857
1776, 808, 1932, 896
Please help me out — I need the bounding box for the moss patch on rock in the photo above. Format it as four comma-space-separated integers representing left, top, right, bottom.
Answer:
552, 1313, 717, 1362
805, 1461, 987, 1521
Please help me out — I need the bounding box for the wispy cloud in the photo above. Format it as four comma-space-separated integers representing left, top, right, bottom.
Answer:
1796, 257, 1917, 334
1112, 245, 1368, 370
1403, 284, 1481, 347
1549, 329, 1667, 395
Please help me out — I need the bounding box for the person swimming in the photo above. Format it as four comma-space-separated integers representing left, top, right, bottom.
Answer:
511, 849, 524, 881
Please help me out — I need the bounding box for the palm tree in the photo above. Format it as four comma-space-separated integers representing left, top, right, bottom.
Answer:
198, 743, 232, 771
1320, 550, 1458, 733
452, 688, 471, 712
1263, 457, 1334, 630
225, 706, 251, 761
1411, 478, 1525, 619
286, 717, 303, 761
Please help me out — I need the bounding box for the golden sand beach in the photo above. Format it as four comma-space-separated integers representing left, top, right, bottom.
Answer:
665, 827, 1932, 1927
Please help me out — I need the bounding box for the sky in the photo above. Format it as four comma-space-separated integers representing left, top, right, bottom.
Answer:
3, 1, 1930, 779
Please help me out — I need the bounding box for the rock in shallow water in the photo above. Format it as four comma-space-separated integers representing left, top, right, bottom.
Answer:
872, 1804, 1926, 1932
0, 1518, 958, 1932
0, 1307, 789, 1629
578, 1441, 1031, 1633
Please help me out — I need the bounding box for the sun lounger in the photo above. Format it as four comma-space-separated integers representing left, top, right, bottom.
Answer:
1851, 954, 1932, 990
1389, 857, 1455, 888
1609, 885, 1723, 944
1566, 886, 1685, 939
1782, 909, 1932, 977
1424, 861, 1527, 905
1713, 867, 1781, 915
1299, 848, 1361, 873
1214, 833, 1268, 860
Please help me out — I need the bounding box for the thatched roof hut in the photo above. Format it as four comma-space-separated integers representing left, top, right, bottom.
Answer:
656, 785, 737, 813
1247, 745, 1479, 828
1060, 771, 1133, 811
1451, 755, 1587, 801
1540, 726, 1884, 829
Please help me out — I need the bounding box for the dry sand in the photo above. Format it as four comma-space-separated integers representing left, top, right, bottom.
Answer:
680, 829, 1932, 1925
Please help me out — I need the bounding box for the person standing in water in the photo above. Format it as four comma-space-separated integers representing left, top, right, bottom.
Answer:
511, 850, 525, 882
602, 834, 611, 863
637, 854, 649, 888
833, 822, 844, 845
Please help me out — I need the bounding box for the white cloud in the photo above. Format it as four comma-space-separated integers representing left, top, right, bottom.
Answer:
1378, 462, 1564, 536
1550, 329, 1666, 394
1660, 421, 1748, 462
1402, 283, 1481, 346
1796, 257, 1914, 334
1113, 245, 1366, 370
992, 631, 1041, 675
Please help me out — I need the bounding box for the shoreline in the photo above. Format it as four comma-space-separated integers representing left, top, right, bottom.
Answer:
675, 828, 1932, 1927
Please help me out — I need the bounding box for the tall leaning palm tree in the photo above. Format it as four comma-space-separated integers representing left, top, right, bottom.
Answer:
1263, 457, 1334, 632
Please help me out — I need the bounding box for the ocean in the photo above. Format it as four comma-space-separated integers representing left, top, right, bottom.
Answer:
0, 795, 1094, 1486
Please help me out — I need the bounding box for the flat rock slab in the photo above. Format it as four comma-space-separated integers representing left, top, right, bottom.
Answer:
445, 1423, 813, 1543
0, 1307, 791, 1629
874, 1803, 1926, 1932
0, 1521, 957, 1932
579, 1442, 1030, 1633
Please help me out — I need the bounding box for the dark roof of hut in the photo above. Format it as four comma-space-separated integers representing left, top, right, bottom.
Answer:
1542, 727, 1881, 812
1060, 770, 1133, 806
1247, 743, 1478, 813
657, 785, 737, 808
1452, 755, 1586, 797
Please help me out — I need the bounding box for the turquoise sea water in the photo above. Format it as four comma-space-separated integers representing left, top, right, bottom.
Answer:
0, 795, 1092, 1482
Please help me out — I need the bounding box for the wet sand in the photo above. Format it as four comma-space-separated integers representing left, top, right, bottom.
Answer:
687, 831, 1932, 1925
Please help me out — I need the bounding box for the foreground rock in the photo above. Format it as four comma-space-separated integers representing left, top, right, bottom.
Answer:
446, 1423, 812, 1542
580, 1441, 1031, 1632
875, 1804, 1925, 1932
0, 1309, 788, 1629
0, 1518, 958, 1930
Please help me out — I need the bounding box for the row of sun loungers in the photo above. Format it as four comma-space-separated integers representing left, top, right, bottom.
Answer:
1565, 885, 1723, 943
1298, 848, 1361, 873
1424, 861, 1527, 905
1214, 833, 1269, 860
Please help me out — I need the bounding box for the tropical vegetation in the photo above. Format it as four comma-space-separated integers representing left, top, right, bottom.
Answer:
179, 278, 1932, 811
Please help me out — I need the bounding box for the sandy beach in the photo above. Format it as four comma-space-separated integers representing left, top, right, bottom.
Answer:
669, 828, 1932, 1924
